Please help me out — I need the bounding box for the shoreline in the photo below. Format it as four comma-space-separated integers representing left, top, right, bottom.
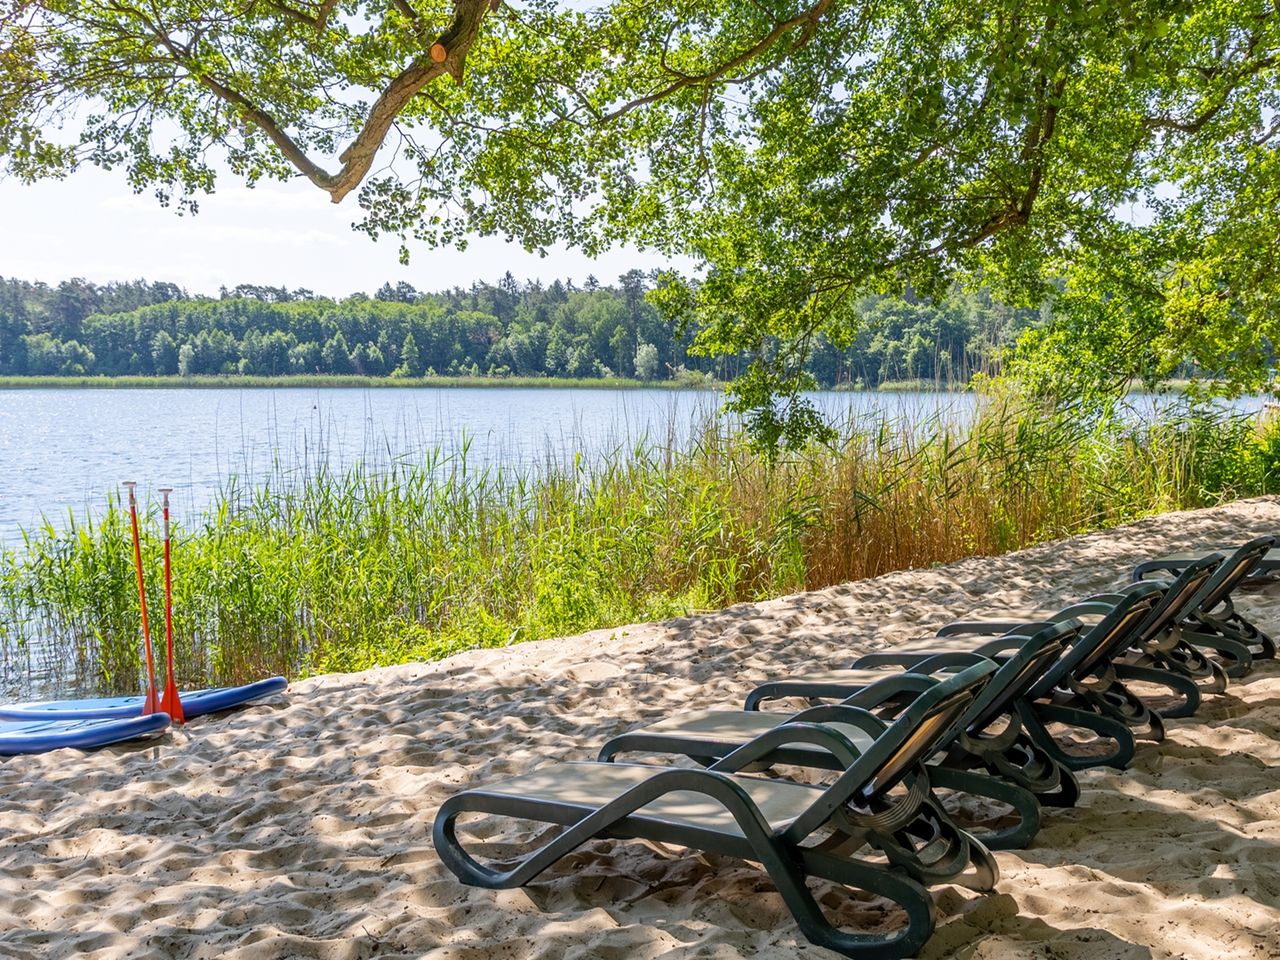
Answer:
0, 374, 1231, 395
0, 373, 718, 391
0, 374, 966, 393
1, 498, 1278, 957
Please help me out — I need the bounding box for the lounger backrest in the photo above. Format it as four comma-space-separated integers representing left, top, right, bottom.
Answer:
786, 660, 996, 841
962, 620, 1078, 732
1071, 583, 1165, 678
1020, 585, 1164, 698
1131, 552, 1223, 646
1190, 536, 1279, 614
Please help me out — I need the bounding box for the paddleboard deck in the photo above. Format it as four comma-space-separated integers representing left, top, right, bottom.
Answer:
0, 676, 287, 722
0, 714, 171, 755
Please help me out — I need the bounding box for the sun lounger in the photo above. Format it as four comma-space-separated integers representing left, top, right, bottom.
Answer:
1130, 537, 1278, 675
1133, 540, 1280, 583
601, 621, 1080, 851
435, 662, 997, 960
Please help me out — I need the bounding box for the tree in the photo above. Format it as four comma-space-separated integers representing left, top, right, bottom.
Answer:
58, 339, 94, 375
151, 330, 179, 375
634, 341, 660, 381
399, 331, 422, 377
321, 331, 354, 374
289, 341, 322, 373
363, 341, 386, 376
22, 333, 62, 375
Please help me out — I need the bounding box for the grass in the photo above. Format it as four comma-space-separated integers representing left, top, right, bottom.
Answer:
0, 374, 715, 390
3, 395, 1278, 698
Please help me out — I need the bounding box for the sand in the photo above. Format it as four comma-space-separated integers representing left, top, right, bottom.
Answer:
2, 498, 1279, 960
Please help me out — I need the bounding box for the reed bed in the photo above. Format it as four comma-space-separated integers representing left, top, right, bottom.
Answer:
2, 398, 1278, 698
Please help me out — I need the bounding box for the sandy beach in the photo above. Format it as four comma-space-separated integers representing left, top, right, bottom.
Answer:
2, 497, 1278, 959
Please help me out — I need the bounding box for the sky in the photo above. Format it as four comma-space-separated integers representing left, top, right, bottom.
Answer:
0, 166, 681, 297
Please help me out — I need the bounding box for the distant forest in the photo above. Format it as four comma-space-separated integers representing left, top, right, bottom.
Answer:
0, 273, 1042, 386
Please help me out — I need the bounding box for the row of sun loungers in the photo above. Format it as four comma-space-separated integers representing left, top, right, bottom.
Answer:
434, 535, 1279, 958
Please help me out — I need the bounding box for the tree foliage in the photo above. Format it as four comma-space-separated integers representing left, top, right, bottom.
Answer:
0, 273, 1034, 382
3, 1, 1277, 439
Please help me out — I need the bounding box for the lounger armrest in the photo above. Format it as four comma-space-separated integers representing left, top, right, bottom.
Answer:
746, 666, 943, 712
1112, 581, 1169, 597
937, 620, 1025, 637
788, 703, 891, 738
910, 652, 992, 672
709, 718, 880, 774
435, 765, 775, 890
1090, 582, 1170, 605
835, 672, 939, 709
855, 647, 1006, 670
851, 652, 938, 668
939, 618, 1062, 636
1053, 601, 1118, 618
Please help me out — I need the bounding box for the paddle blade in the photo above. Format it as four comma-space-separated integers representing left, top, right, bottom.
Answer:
160, 683, 184, 724
141, 687, 161, 717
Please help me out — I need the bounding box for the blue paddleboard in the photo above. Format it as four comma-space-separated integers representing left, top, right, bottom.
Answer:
0, 714, 171, 755
0, 676, 288, 722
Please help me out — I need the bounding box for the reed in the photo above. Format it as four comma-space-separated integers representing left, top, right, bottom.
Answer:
2, 397, 1277, 698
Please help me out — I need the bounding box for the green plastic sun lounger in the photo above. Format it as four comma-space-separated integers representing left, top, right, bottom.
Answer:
600, 621, 1080, 852
1133, 537, 1280, 583
1130, 536, 1278, 675
435, 662, 997, 960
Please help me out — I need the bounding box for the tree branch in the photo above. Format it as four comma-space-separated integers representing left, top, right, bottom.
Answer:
136, 0, 493, 201
389, 0, 419, 23
601, 0, 833, 122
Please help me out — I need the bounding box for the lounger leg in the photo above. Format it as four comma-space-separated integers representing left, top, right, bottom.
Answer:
1181, 628, 1254, 679
794, 850, 937, 960
1018, 700, 1136, 771
926, 765, 1042, 851
1110, 662, 1203, 719
1030, 762, 1080, 808
1197, 608, 1277, 661
1140, 641, 1230, 694
954, 725, 1079, 809
1067, 675, 1167, 740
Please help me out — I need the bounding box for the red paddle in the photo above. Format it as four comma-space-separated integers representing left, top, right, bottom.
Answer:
157, 487, 185, 725
124, 481, 161, 717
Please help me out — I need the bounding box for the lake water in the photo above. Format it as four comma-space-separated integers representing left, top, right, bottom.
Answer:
0, 386, 988, 542
0, 386, 1266, 542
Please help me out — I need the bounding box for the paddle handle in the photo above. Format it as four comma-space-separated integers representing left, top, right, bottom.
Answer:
124, 482, 160, 716
157, 488, 184, 724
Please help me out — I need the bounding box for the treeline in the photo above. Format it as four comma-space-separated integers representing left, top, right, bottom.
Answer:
0, 273, 1039, 385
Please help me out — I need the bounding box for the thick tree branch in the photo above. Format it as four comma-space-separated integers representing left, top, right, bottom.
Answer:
600, 0, 833, 122
154, 0, 492, 201
389, 0, 419, 23
1143, 49, 1276, 134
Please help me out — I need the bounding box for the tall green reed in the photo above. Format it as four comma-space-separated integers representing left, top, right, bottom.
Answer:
3, 398, 1278, 697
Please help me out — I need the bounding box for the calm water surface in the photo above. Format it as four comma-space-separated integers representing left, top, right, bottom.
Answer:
0, 386, 986, 541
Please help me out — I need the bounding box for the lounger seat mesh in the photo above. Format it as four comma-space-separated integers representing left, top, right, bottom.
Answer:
471, 760, 822, 835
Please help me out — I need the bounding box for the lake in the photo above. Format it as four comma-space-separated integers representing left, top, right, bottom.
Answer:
0, 385, 988, 541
